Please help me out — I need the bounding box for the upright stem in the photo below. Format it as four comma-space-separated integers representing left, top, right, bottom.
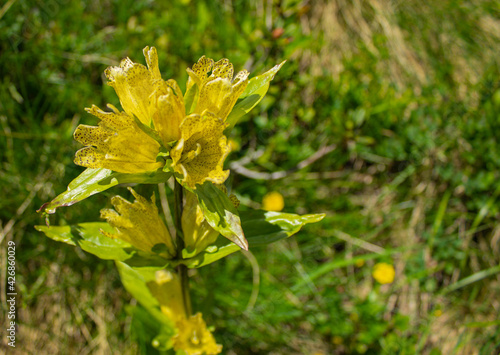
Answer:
173, 180, 192, 317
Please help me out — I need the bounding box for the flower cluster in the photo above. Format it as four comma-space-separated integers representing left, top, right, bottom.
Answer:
74, 46, 256, 354
74, 46, 248, 189
37, 46, 328, 354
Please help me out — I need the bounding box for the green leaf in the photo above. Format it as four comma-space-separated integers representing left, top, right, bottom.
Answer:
116, 262, 173, 327
194, 181, 248, 250
181, 209, 324, 268
226, 60, 286, 130
241, 210, 325, 246
38, 168, 172, 214
35, 222, 133, 261
35, 222, 170, 267
128, 305, 176, 354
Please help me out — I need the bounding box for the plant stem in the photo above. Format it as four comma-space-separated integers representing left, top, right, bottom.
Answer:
173, 179, 192, 317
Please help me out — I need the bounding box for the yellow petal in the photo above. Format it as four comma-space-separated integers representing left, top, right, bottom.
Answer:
143, 46, 162, 81
186, 55, 214, 91
195, 77, 233, 116
106, 61, 154, 126
152, 79, 185, 144
211, 58, 233, 80
170, 111, 230, 188
217, 69, 249, 120
105, 46, 163, 126
74, 105, 163, 173
173, 313, 222, 355
101, 188, 176, 258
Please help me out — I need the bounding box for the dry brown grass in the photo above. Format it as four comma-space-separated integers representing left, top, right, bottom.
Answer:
301, 0, 500, 92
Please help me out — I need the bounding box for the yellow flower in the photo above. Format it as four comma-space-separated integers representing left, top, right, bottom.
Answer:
147, 270, 186, 323
372, 262, 395, 284
100, 188, 176, 258
170, 111, 230, 189
151, 78, 185, 144
187, 56, 249, 120
173, 313, 222, 355
74, 104, 163, 173
262, 191, 285, 212
105, 46, 161, 126
105, 46, 185, 143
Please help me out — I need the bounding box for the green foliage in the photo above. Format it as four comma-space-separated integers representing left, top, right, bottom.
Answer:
182, 210, 325, 268
226, 60, 286, 130
39, 168, 172, 214
194, 181, 248, 250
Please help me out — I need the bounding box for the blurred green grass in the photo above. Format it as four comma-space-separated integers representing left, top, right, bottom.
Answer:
1, 0, 500, 354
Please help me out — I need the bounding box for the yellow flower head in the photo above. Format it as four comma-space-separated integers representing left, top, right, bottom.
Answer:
170, 111, 230, 189
105, 46, 161, 126
187, 56, 249, 120
100, 188, 176, 258
372, 262, 395, 284
147, 270, 186, 323
262, 191, 285, 212
74, 104, 163, 173
182, 191, 220, 254
173, 313, 222, 355
105, 46, 185, 143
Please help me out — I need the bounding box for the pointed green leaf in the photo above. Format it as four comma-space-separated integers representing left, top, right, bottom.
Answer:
181, 209, 325, 268
38, 168, 172, 214
35, 222, 170, 267
194, 182, 248, 251
226, 60, 286, 130
241, 210, 325, 246
35, 222, 133, 261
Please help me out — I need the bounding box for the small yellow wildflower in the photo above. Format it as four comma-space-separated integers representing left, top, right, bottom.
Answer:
173, 313, 222, 355
372, 262, 395, 284
170, 111, 230, 189
147, 270, 186, 323
182, 191, 220, 254
187, 56, 249, 120
74, 104, 163, 173
100, 188, 176, 258
262, 191, 285, 212
433, 309, 443, 317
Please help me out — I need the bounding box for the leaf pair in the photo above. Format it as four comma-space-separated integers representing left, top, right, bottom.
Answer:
36, 210, 324, 268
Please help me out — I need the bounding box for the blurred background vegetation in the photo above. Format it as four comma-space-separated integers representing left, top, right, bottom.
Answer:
1, 0, 500, 353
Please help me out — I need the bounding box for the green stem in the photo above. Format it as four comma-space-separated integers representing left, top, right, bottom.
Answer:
173, 180, 192, 317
